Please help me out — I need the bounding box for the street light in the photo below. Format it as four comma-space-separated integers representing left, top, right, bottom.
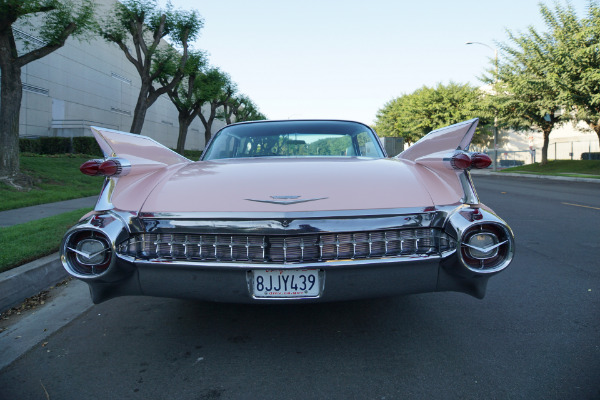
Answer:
466, 41, 499, 172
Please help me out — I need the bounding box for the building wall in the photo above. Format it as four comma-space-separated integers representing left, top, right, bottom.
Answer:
12, 0, 223, 150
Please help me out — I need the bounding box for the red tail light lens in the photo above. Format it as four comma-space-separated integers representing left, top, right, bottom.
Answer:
80, 159, 123, 177
451, 153, 471, 170
99, 160, 121, 176
80, 160, 101, 176
471, 153, 492, 169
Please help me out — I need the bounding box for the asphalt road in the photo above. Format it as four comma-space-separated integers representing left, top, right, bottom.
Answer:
0, 175, 599, 400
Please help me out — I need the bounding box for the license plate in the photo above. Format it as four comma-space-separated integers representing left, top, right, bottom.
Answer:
251, 269, 321, 298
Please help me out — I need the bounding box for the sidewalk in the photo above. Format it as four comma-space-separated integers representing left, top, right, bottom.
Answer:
0, 195, 97, 228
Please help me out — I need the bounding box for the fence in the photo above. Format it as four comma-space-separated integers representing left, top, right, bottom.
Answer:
483, 150, 533, 168
483, 139, 599, 167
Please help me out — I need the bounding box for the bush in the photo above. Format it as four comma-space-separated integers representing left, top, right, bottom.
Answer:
39, 137, 71, 154
19, 136, 103, 156
183, 149, 203, 160
581, 152, 600, 160
19, 138, 42, 153
72, 136, 103, 156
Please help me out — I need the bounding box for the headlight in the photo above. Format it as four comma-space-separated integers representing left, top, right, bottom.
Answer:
459, 224, 513, 273
466, 232, 500, 259
63, 230, 112, 276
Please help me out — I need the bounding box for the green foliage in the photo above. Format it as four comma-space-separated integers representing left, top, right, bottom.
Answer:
182, 149, 203, 160
489, 1, 600, 164
233, 95, 267, 122
38, 0, 96, 44
196, 68, 235, 143
18, 137, 102, 155
0, 208, 92, 272
2, 0, 96, 48
18, 138, 42, 153
533, 2, 600, 137
306, 136, 352, 156
164, 51, 208, 112
18, 137, 70, 154
219, 94, 266, 124
72, 137, 102, 156
39, 137, 71, 154
374, 82, 491, 145
581, 152, 600, 160
100, 0, 204, 133
101, 0, 203, 72
197, 68, 231, 104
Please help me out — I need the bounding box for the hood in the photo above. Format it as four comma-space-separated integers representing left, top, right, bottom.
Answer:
135, 157, 463, 214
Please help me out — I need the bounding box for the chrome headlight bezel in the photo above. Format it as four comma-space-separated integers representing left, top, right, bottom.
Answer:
459, 223, 514, 273
63, 229, 113, 277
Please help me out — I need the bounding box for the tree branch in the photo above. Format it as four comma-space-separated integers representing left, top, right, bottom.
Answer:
16, 22, 76, 67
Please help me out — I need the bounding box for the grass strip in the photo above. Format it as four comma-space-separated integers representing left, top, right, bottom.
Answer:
501, 160, 600, 177
0, 207, 92, 273
0, 155, 103, 212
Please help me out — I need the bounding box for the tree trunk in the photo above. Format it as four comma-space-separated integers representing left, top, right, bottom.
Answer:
130, 82, 151, 134
0, 61, 22, 178
199, 104, 218, 148
176, 112, 195, 155
176, 124, 188, 155
541, 128, 551, 165
202, 115, 213, 146
591, 121, 600, 148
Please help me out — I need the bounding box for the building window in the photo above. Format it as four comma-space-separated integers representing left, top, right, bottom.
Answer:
110, 107, 131, 116
111, 72, 132, 85
22, 83, 49, 96
13, 28, 46, 47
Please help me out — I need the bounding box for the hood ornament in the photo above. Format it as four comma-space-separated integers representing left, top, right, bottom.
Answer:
245, 195, 328, 205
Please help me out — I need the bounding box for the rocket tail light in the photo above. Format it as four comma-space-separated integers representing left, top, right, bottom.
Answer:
450, 152, 492, 170
450, 153, 471, 170
80, 158, 129, 177
470, 153, 492, 169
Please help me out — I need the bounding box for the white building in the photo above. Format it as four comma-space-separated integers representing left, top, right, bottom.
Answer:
500, 123, 599, 164
12, 0, 224, 150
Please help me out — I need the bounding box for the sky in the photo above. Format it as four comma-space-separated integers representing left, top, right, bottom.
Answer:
160, 0, 590, 125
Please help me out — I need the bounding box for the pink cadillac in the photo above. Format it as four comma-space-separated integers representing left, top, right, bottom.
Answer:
60, 119, 514, 303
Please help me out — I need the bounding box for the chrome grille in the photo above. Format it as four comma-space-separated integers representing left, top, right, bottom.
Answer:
118, 228, 455, 263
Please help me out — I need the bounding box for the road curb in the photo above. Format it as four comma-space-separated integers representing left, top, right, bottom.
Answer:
0, 253, 68, 312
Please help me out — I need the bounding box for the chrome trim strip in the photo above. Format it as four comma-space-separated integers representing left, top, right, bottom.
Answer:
134, 214, 444, 236
109, 157, 131, 176
135, 205, 461, 220
116, 252, 448, 270
460, 170, 480, 205
245, 197, 328, 205
95, 177, 116, 211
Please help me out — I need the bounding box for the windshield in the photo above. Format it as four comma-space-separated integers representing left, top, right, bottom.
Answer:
202, 120, 385, 160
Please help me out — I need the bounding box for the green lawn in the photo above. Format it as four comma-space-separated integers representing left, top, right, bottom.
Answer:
0, 207, 92, 273
0, 155, 103, 211
501, 160, 600, 178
